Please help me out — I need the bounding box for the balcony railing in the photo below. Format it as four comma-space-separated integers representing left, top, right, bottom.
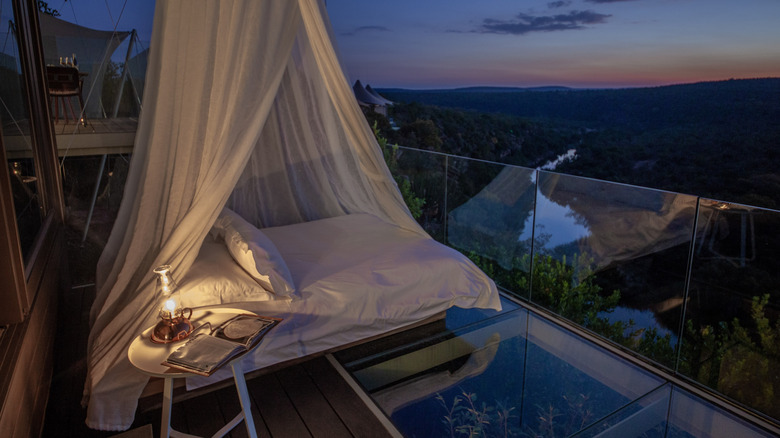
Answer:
385, 143, 780, 428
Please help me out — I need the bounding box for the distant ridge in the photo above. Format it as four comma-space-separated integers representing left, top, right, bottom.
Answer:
380, 85, 572, 93
377, 78, 780, 132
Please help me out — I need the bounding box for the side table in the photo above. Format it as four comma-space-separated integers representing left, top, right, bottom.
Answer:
128, 307, 259, 438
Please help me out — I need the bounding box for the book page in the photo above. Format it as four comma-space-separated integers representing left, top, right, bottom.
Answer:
164, 333, 243, 376
213, 314, 281, 348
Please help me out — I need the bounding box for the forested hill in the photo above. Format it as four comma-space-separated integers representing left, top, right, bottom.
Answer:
372, 78, 780, 209
380, 78, 780, 132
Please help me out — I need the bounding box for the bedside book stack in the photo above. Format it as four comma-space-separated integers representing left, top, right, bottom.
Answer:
163, 314, 281, 376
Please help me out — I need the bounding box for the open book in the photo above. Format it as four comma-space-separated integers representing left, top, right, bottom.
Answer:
163, 314, 281, 376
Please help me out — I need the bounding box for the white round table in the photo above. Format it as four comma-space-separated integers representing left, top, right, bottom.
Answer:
128, 307, 259, 438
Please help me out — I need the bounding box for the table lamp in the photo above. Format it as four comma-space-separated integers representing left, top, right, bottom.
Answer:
151, 265, 193, 343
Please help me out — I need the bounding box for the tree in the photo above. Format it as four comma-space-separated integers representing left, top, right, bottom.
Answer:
373, 122, 425, 220
38, 1, 61, 16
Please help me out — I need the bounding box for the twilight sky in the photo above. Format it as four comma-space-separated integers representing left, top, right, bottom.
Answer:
326, 0, 780, 89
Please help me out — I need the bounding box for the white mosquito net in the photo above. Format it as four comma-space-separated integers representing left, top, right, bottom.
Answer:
84, 0, 423, 430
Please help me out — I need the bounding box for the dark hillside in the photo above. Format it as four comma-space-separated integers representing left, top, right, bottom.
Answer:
377, 78, 780, 209
380, 78, 780, 132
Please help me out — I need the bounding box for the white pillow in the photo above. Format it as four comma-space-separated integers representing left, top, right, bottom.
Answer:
178, 238, 275, 306
213, 208, 296, 298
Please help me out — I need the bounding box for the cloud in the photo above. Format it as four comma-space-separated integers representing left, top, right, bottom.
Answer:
341, 25, 391, 37
548, 1, 572, 8
585, 0, 638, 3
476, 10, 611, 35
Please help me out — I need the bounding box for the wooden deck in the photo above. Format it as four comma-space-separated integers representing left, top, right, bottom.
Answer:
4, 117, 137, 159
42, 225, 401, 438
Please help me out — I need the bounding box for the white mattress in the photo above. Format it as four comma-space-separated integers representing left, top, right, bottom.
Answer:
181, 213, 501, 388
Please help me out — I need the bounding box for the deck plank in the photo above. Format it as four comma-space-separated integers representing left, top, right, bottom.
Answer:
304, 357, 396, 438
181, 390, 226, 437
276, 364, 353, 438
214, 380, 271, 438
248, 372, 313, 438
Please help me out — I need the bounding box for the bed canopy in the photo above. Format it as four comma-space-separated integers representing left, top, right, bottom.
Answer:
84, 0, 426, 430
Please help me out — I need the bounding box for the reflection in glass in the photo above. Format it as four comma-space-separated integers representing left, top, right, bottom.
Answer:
37, 3, 152, 248
522, 314, 664, 436
667, 387, 774, 437
1, 1, 42, 261
571, 383, 671, 438
682, 200, 780, 421
447, 162, 536, 298
532, 172, 697, 368
346, 309, 673, 437
39, 13, 134, 119
385, 145, 447, 241
351, 311, 527, 437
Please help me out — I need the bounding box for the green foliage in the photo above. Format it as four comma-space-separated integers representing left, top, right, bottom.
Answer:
374, 122, 425, 219
387, 101, 574, 166
38, 1, 61, 16
437, 391, 518, 438
680, 294, 780, 419
470, 252, 677, 365
523, 254, 620, 329
398, 119, 443, 151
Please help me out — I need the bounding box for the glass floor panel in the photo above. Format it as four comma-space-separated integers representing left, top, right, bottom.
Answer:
336, 297, 776, 437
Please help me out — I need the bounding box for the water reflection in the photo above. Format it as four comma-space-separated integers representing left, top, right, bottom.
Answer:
536, 172, 698, 269
447, 165, 536, 270
532, 172, 697, 367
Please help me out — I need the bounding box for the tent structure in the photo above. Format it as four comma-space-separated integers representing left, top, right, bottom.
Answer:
352, 79, 386, 106
83, 0, 452, 430
366, 83, 394, 105
39, 14, 133, 118
353, 79, 392, 115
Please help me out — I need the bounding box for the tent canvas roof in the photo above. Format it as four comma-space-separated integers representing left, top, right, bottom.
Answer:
39, 13, 132, 117
366, 83, 393, 105
353, 79, 387, 106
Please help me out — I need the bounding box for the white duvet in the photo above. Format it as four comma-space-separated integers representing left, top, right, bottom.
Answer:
179, 213, 501, 388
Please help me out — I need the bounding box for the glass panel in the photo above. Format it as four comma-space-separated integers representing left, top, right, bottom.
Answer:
667, 387, 775, 437
347, 310, 667, 437
681, 200, 780, 422
445, 295, 521, 329
522, 314, 664, 436
40, 2, 153, 278
385, 145, 447, 241
349, 310, 528, 438
39, 3, 150, 121
1, 1, 43, 261
446, 160, 536, 299
531, 172, 697, 368
571, 383, 671, 438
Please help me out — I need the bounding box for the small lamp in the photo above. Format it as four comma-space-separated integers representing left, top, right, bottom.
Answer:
150, 265, 193, 343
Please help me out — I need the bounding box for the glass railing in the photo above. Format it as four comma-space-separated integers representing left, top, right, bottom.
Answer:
386, 144, 780, 429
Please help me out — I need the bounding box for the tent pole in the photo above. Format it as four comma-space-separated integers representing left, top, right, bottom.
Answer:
81, 154, 108, 244
82, 30, 136, 243
111, 29, 136, 118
